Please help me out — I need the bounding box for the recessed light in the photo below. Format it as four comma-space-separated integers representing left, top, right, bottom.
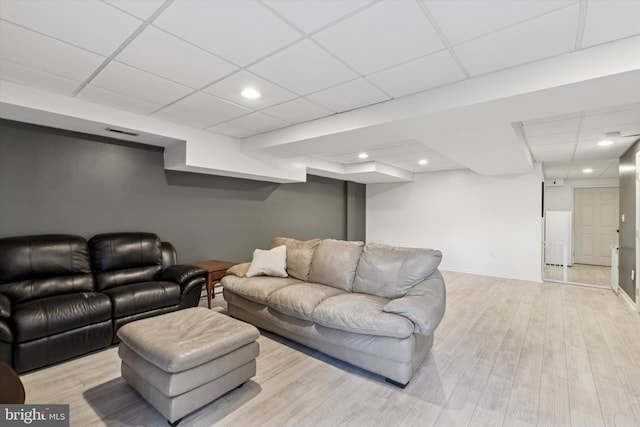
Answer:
358, 153, 369, 159
240, 88, 260, 99
418, 159, 428, 165
582, 168, 594, 174
597, 139, 614, 146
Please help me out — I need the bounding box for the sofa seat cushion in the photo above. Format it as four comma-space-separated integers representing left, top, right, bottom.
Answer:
312, 294, 414, 339
103, 282, 180, 318
13, 292, 111, 343
267, 283, 345, 321
222, 275, 302, 305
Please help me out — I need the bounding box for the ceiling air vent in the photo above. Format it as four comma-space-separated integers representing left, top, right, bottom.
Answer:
105, 127, 139, 137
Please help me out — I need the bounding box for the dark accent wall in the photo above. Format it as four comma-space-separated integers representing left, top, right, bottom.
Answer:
619, 139, 639, 302
346, 181, 366, 241
0, 119, 365, 263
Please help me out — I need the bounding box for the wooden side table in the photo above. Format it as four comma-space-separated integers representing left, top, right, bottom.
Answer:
189, 260, 237, 309
0, 362, 25, 404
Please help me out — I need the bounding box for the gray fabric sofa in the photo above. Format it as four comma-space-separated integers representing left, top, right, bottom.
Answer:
221, 237, 446, 387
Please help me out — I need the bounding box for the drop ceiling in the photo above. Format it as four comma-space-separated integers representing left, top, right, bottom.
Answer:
0, 0, 639, 183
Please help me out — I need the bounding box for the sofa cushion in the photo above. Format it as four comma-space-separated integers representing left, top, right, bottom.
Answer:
13, 292, 112, 343
221, 275, 302, 305
312, 294, 414, 339
103, 282, 180, 318
246, 245, 287, 278
353, 243, 443, 299
308, 239, 364, 292
270, 237, 320, 281
267, 283, 345, 321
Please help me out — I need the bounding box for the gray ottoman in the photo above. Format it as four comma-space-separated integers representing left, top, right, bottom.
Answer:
117, 307, 260, 424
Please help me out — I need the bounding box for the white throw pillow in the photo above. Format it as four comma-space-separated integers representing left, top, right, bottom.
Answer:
246, 245, 288, 278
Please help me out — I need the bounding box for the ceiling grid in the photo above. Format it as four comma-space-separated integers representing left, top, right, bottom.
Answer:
0, 0, 639, 183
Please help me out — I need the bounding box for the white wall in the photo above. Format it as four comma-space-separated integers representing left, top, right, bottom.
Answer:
366, 168, 543, 282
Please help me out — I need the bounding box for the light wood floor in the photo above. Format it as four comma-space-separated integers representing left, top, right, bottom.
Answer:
20, 271, 640, 427
544, 263, 612, 288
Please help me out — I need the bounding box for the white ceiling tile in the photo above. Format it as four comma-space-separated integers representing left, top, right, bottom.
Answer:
368, 142, 430, 159
154, 0, 301, 66
226, 112, 292, 133
526, 132, 576, 146
583, 102, 640, 117
311, 138, 463, 173
248, 39, 357, 95
543, 164, 570, 179
104, 0, 165, 20
574, 137, 635, 160
203, 70, 297, 109
261, 98, 334, 123
523, 117, 580, 137
91, 61, 193, 105
152, 106, 218, 129
523, 112, 582, 125
581, 127, 640, 143
264, 0, 372, 33
577, 129, 606, 141
574, 159, 618, 169
454, 4, 579, 76
391, 159, 462, 174
529, 143, 575, 162
313, 1, 444, 75
164, 92, 252, 127
76, 85, 162, 115
599, 161, 621, 178
0, 21, 105, 82
581, 106, 640, 130
582, 1, 640, 48
567, 159, 618, 179
0, 60, 80, 96
116, 26, 238, 89
308, 78, 389, 113
426, 0, 574, 45
207, 123, 257, 139
573, 145, 614, 161
0, 0, 141, 56
366, 50, 465, 99
316, 140, 429, 163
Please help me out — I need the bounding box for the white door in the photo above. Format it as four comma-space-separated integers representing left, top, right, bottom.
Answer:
574, 187, 619, 266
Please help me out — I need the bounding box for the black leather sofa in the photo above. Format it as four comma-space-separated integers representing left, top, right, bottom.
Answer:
0, 232, 206, 373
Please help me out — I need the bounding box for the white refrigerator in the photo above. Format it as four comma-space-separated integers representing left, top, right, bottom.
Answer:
544, 211, 572, 266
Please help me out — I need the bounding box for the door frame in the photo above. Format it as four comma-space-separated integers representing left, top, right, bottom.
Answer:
636, 150, 640, 312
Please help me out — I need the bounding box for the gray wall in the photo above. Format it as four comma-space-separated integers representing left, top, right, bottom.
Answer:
619, 140, 638, 302
0, 119, 365, 263
346, 181, 366, 241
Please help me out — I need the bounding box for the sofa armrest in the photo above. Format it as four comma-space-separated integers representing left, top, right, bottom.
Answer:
383, 270, 446, 336
0, 294, 11, 318
159, 265, 207, 294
